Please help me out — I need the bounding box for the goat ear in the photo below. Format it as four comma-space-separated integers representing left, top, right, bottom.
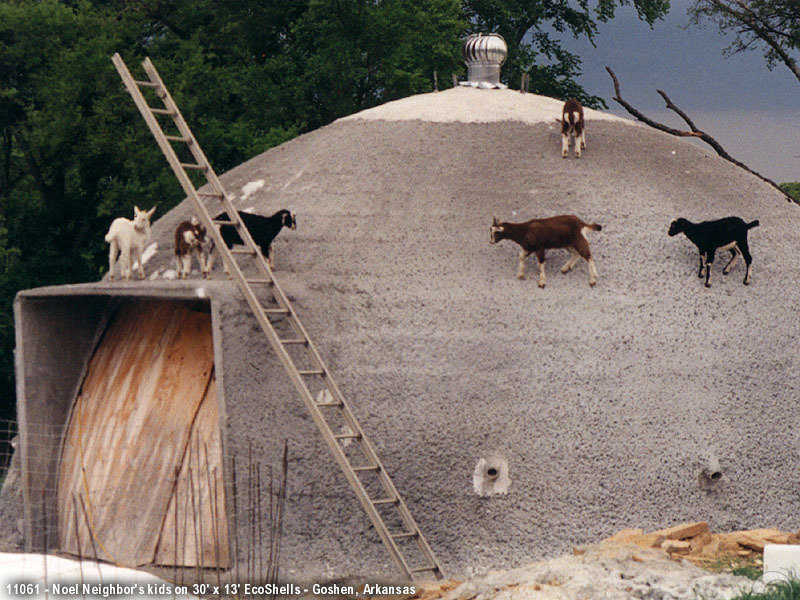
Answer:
134, 206, 141, 215
492, 216, 498, 226
146, 206, 156, 219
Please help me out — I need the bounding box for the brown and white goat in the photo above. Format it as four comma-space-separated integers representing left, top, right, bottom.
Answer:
174, 217, 215, 278
490, 215, 602, 287
561, 98, 585, 158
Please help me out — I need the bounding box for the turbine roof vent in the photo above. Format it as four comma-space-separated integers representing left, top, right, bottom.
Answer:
460, 33, 508, 89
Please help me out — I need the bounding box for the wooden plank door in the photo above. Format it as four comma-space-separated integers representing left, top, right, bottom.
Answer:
57, 300, 226, 568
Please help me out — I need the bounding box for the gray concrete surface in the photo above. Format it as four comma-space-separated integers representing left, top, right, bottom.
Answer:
14, 90, 800, 581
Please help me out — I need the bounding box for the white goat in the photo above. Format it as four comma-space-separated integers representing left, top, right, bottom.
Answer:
105, 206, 156, 280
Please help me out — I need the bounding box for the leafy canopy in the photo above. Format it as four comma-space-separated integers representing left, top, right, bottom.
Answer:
690, 0, 800, 84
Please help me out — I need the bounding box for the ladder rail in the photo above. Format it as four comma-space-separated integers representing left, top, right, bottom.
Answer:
111, 53, 443, 580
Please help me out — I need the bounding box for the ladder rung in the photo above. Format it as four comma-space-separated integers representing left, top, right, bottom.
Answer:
181, 162, 207, 171
135, 80, 159, 88
352, 465, 380, 472
316, 401, 342, 407
411, 566, 439, 573
213, 219, 236, 226
263, 308, 289, 315
334, 433, 360, 440
198, 192, 224, 198
371, 498, 398, 505
246, 278, 273, 284
231, 247, 257, 255
391, 531, 419, 539
149, 107, 174, 115
280, 338, 307, 345
299, 370, 324, 376
165, 135, 192, 143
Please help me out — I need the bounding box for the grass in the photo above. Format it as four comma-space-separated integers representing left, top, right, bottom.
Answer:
731, 578, 800, 600
703, 555, 763, 580
779, 182, 800, 203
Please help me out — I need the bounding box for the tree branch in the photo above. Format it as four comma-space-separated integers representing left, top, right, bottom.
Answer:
706, 0, 800, 83
605, 67, 702, 138
605, 66, 794, 203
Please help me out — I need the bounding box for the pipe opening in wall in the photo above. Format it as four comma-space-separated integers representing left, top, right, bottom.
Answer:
473, 453, 510, 497
698, 453, 723, 490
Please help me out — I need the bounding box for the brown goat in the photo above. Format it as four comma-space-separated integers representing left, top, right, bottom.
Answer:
561, 98, 585, 158
174, 217, 214, 278
490, 214, 602, 287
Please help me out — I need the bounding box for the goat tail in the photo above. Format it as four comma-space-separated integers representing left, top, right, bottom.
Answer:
586, 222, 602, 232
746, 219, 760, 230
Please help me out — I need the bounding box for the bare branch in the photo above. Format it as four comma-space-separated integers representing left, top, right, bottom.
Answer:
605, 66, 794, 203
604, 67, 701, 138
656, 89, 700, 132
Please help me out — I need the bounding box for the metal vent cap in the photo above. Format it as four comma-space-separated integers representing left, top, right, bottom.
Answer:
461, 33, 507, 88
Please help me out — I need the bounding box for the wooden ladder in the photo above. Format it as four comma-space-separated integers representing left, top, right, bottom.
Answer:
111, 53, 443, 582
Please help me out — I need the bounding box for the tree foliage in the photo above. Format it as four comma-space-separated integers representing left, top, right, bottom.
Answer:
690, 0, 800, 84
0, 0, 668, 420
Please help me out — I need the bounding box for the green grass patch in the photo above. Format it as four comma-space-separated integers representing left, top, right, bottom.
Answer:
703, 556, 763, 579
731, 578, 800, 600
779, 182, 800, 203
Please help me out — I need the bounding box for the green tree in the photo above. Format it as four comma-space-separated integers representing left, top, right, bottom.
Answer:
285, 0, 465, 129
690, 0, 800, 84
464, 0, 670, 107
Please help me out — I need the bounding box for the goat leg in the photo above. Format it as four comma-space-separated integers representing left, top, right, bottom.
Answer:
704, 252, 714, 288
561, 249, 580, 273
516, 249, 529, 280
723, 248, 739, 275
536, 254, 546, 288
587, 258, 598, 287
108, 240, 119, 281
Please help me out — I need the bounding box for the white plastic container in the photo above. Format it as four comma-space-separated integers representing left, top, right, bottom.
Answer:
763, 544, 800, 584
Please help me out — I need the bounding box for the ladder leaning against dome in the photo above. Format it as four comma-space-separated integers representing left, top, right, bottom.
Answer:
110, 53, 443, 582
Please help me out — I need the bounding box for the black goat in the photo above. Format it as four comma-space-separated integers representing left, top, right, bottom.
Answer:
668, 216, 759, 287
214, 209, 296, 268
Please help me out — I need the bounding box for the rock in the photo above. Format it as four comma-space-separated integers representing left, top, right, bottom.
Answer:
734, 534, 765, 552
431, 543, 762, 600
699, 537, 722, 557
717, 533, 745, 554
631, 533, 666, 549
603, 528, 644, 544
651, 521, 710, 540
661, 540, 692, 554
689, 531, 713, 554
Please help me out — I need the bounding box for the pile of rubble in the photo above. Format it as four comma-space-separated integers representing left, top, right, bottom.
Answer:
598, 521, 800, 567
407, 523, 800, 600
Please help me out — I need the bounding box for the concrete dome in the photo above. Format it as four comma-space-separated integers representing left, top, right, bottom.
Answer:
147, 87, 800, 578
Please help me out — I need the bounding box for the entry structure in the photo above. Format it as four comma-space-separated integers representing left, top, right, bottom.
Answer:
15, 285, 231, 569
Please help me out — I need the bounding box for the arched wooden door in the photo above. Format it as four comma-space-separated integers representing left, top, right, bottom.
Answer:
57, 300, 229, 568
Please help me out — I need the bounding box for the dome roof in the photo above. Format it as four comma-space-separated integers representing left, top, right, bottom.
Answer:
148, 88, 800, 577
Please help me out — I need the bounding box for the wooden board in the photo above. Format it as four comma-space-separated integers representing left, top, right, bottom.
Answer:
153, 376, 230, 567
57, 300, 216, 567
